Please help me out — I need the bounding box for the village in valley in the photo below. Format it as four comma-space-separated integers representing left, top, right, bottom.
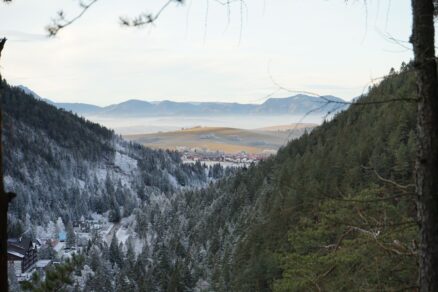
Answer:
179, 147, 277, 168
7, 215, 113, 284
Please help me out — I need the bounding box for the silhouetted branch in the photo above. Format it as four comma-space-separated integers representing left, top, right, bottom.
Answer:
46, 0, 99, 37
44, 0, 245, 36
120, 0, 180, 27
265, 63, 418, 119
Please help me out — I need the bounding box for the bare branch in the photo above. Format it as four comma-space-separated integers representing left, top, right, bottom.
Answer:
265, 63, 417, 116
335, 193, 413, 203
46, 0, 99, 37
120, 0, 181, 27
334, 227, 354, 251
361, 166, 416, 190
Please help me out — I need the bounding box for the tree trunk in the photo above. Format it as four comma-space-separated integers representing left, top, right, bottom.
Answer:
0, 113, 8, 292
0, 37, 8, 292
411, 1, 438, 291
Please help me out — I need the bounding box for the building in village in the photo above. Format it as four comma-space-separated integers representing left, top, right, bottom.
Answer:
58, 231, 67, 242
7, 237, 38, 275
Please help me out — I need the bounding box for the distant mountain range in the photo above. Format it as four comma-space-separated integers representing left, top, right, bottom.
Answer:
18, 85, 348, 118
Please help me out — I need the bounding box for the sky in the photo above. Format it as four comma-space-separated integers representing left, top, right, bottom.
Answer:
0, 0, 412, 105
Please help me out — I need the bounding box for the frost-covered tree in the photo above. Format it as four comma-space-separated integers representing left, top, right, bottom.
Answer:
109, 235, 122, 268
66, 221, 76, 248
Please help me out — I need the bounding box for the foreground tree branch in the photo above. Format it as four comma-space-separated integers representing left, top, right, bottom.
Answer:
45, 0, 186, 36
119, 0, 180, 27
46, 0, 99, 36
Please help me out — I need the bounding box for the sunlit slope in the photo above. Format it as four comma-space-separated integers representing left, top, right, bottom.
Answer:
124, 124, 316, 154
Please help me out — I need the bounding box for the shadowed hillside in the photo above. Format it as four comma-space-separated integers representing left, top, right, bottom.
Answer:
125, 64, 418, 291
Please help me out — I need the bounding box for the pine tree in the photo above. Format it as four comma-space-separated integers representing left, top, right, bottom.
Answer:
109, 235, 122, 268
66, 221, 76, 248
85, 259, 114, 292
125, 238, 136, 273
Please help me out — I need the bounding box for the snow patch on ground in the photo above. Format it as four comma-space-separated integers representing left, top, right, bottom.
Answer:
115, 151, 137, 173
90, 213, 105, 222
116, 227, 130, 245
102, 223, 114, 238
121, 214, 136, 226
110, 215, 145, 255
95, 168, 108, 182
166, 172, 178, 188
76, 179, 85, 190
54, 242, 65, 253
133, 238, 144, 256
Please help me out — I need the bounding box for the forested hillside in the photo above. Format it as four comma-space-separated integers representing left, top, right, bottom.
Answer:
214, 64, 418, 290
0, 80, 210, 235
114, 63, 417, 291
3, 63, 419, 291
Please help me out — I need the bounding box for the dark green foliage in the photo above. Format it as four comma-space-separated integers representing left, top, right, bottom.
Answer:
228, 65, 418, 291
5, 63, 420, 291
273, 188, 418, 291
38, 244, 56, 260
21, 255, 84, 291
109, 235, 123, 268
25, 65, 416, 291
66, 221, 76, 248
161, 64, 418, 291
0, 81, 114, 162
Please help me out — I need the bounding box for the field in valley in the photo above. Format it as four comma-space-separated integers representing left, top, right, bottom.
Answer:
124, 123, 317, 154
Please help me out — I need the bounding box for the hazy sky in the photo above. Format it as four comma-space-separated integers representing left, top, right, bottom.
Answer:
0, 0, 412, 105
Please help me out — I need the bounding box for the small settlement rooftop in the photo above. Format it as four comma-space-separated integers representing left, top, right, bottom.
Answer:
7, 237, 38, 274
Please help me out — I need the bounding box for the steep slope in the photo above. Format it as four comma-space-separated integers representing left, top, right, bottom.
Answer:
117, 64, 418, 291
0, 81, 209, 236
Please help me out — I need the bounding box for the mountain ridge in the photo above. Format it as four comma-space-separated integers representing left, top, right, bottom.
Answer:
17, 85, 348, 118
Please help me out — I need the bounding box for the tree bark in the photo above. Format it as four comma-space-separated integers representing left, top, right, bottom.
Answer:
0, 114, 8, 292
410, 1, 438, 291
0, 37, 14, 292
0, 37, 8, 292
